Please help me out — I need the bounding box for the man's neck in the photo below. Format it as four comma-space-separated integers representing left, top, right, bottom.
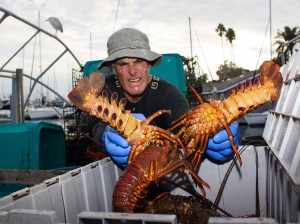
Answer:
124, 92, 143, 103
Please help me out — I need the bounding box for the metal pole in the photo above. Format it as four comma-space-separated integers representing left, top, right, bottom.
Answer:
189, 17, 193, 58
1, 69, 70, 105
0, 7, 82, 69
17, 69, 25, 122
269, 0, 272, 59
11, 75, 18, 123
11, 69, 24, 123
0, 31, 39, 70
280, 35, 300, 65
24, 49, 67, 107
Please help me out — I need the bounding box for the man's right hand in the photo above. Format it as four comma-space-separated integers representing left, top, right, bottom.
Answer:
102, 113, 146, 167
102, 126, 130, 167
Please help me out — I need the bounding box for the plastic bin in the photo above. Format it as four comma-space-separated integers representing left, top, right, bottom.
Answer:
0, 121, 66, 196
0, 150, 277, 224
262, 43, 300, 224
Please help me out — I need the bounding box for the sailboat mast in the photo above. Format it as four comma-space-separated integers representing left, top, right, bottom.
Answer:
90, 32, 92, 60
189, 17, 193, 58
269, 0, 272, 59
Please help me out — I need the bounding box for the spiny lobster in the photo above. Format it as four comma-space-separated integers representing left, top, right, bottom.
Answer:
68, 72, 184, 160
169, 60, 283, 172
67, 60, 283, 214
67, 72, 210, 210
113, 140, 209, 212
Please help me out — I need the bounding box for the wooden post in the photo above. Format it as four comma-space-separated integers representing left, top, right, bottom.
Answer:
11, 69, 24, 123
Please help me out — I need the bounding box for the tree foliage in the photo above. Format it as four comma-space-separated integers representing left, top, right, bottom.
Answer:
216, 24, 237, 64
182, 56, 203, 92
273, 26, 299, 65
225, 28, 236, 44
225, 28, 236, 62
215, 23, 226, 62
216, 61, 244, 81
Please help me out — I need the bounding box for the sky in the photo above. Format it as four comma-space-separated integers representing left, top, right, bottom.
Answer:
0, 0, 299, 102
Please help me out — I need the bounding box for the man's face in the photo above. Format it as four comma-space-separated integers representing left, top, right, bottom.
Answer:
113, 58, 151, 97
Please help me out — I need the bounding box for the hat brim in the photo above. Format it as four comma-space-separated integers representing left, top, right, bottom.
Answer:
98, 48, 162, 73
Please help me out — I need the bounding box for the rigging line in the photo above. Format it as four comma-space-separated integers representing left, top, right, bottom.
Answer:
194, 55, 206, 78
113, 0, 120, 33
191, 20, 214, 81
252, 17, 270, 81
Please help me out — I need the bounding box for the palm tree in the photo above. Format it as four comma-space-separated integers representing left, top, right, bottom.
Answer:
225, 28, 236, 63
215, 23, 227, 63
273, 26, 299, 64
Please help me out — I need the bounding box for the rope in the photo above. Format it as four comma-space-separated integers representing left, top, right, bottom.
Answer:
252, 18, 270, 81
113, 0, 120, 33
191, 20, 214, 81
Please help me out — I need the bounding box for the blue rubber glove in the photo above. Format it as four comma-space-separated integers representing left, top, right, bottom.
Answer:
102, 113, 146, 167
206, 122, 240, 162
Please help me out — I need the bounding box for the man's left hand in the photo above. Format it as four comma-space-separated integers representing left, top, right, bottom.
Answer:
206, 122, 240, 162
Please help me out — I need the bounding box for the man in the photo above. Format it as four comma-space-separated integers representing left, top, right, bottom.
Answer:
90, 28, 240, 167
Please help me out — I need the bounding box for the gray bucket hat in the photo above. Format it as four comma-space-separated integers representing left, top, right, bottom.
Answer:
98, 28, 162, 72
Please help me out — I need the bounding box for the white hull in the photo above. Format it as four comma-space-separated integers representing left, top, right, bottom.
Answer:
27, 107, 60, 119
244, 111, 268, 126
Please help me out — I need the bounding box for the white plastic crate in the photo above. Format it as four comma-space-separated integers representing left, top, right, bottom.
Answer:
263, 42, 300, 223
0, 158, 122, 224
0, 146, 274, 224
263, 43, 300, 186
77, 212, 178, 224
208, 217, 279, 224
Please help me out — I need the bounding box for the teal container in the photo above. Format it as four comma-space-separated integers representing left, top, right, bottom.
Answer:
0, 121, 66, 196
83, 53, 187, 95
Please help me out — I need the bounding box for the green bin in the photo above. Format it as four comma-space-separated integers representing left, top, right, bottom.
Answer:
0, 121, 66, 196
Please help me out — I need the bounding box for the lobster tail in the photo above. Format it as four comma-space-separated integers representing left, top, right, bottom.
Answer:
113, 162, 150, 212
67, 72, 106, 112
89, 72, 105, 96
67, 88, 88, 112
221, 60, 283, 121
259, 60, 283, 101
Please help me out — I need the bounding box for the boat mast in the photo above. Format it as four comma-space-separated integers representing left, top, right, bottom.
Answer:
269, 0, 272, 59
189, 17, 193, 58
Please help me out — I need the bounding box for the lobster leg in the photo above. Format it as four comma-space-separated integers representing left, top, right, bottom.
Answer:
128, 128, 185, 162
144, 109, 172, 125
157, 158, 210, 197
191, 134, 210, 172
220, 121, 242, 166
189, 85, 204, 104
169, 116, 188, 131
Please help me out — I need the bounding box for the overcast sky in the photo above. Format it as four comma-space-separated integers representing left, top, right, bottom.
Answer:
0, 0, 299, 101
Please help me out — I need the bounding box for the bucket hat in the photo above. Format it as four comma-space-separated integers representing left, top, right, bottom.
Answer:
98, 28, 162, 72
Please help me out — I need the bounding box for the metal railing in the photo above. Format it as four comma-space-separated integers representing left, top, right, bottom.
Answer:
280, 35, 300, 65
0, 7, 83, 107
